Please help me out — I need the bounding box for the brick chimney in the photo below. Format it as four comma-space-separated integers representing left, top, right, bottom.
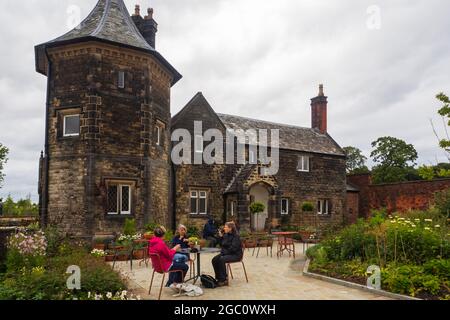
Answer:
311, 84, 328, 134
131, 5, 158, 49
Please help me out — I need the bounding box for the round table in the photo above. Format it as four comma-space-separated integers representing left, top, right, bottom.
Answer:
271, 231, 298, 258
181, 247, 221, 284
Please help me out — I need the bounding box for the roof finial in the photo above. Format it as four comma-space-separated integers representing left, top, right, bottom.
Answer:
318, 84, 324, 97
133, 4, 140, 16
145, 7, 154, 20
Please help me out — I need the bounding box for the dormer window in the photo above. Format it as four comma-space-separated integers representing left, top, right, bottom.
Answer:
297, 155, 310, 172
63, 114, 80, 137
118, 71, 125, 89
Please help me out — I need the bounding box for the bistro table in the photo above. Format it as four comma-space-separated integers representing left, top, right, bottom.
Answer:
271, 231, 298, 259
182, 247, 222, 284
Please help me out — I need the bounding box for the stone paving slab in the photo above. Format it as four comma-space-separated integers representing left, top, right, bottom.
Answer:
112, 244, 393, 300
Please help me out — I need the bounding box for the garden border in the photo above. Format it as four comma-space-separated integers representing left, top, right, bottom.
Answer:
302, 259, 421, 301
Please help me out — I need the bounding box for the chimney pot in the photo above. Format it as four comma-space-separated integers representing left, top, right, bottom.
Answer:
145, 8, 154, 20
134, 4, 140, 16
319, 84, 324, 96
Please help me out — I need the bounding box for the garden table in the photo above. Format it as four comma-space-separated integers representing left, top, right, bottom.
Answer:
272, 231, 298, 259
182, 247, 222, 284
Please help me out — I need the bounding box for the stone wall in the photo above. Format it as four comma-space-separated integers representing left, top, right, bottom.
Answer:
40, 42, 173, 238
348, 174, 450, 217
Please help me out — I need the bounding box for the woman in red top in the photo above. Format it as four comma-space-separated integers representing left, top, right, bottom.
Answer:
148, 227, 189, 286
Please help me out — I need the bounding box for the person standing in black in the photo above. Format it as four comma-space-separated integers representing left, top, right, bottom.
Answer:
211, 221, 243, 286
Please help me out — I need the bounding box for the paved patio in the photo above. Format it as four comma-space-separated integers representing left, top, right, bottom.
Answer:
112, 244, 392, 300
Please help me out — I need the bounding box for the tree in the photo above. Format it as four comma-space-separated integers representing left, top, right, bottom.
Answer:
436, 92, 450, 154
343, 146, 370, 174
0, 142, 9, 188
370, 136, 418, 184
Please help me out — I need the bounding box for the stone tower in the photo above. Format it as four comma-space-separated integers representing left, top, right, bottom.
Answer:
35, 0, 181, 239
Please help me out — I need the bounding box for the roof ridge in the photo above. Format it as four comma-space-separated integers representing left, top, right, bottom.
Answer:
216, 113, 316, 132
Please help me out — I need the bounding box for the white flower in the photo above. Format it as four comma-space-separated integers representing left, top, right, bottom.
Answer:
424, 219, 432, 222
424, 227, 431, 231
106, 292, 113, 299
435, 225, 441, 228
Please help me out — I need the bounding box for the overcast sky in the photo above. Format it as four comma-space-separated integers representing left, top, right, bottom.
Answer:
1, 0, 450, 202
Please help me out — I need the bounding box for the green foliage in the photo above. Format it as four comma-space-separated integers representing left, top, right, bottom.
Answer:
301, 201, 314, 212
436, 92, 450, 153
433, 189, 450, 218
418, 165, 436, 181
0, 246, 126, 300
164, 229, 174, 242
123, 218, 136, 236
0, 143, 8, 188
1, 195, 38, 217
370, 136, 418, 184
144, 221, 159, 232
343, 146, 370, 174
418, 164, 450, 181
44, 226, 66, 258
249, 202, 265, 214
186, 225, 201, 238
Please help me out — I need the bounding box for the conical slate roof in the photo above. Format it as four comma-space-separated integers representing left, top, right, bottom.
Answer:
35, 0, 181, 85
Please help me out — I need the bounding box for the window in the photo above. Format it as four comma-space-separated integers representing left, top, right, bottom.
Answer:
118, 71, 125, 88
249, 149, 256, 164
195, 135, 203, 153
281, 198, 289, 215
317, 199, 330, 215
156, 126, 161, 146
190, 190, 208, 214
107, 184, 132, 215
228, 200, 237, 216
63, 114, 80, 137
297, 155, 310, 172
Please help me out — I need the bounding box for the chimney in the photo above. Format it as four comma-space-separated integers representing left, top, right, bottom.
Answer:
311, 84, 328, 134
131, 6, 158, 49
143, 8, 158, 48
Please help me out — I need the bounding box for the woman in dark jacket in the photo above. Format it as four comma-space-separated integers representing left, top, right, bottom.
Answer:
211, 221, 243, 286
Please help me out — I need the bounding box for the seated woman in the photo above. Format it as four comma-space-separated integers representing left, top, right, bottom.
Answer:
211, 222, 243, 286
171, 224, 190, 263
148, 227, 189, 287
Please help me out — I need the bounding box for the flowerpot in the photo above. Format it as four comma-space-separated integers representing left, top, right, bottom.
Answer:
298, 231, 313, 241
105, 255, 114, 262
93, 244, 105, 250
133, 249, 144, 260
199, 239, 207, 249
144, 234, 154, 240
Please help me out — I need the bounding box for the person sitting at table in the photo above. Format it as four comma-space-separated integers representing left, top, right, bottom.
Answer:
211, 221, 243, 286
203, 218, 218, 247
148, 226, 189, 287
171, 224, 190, 263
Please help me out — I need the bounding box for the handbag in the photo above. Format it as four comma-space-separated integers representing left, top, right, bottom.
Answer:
200, 274, 218, 289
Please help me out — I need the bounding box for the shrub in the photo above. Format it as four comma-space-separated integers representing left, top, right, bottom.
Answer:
249, 202, 265, 214
301, 202, 314, 212
144, 221, 159, 233
123, 218, 136, 236
186, 225, 201, 238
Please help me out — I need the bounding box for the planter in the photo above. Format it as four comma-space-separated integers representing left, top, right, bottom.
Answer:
199, 239, 207, 249
143, 233, 154, 240
105, 255, 114, 262
93, 244, 105, 250
244, 239, 257, 248
133, 249, 145, 260
298, 231, 314, 241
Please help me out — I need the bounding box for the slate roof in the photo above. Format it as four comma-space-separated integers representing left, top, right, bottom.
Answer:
35, 0, 181, 85
217, 113, 345, 156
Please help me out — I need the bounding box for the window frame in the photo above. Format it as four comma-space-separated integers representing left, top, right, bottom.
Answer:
190, 189, 208, 215
281, 198, 289, 215
317, 199, 330, 215
297, 155, 310, 172
156, 125, 161, 146
63, 114, 80, 137
107, 183, 132, 215
118, 71, 125, 89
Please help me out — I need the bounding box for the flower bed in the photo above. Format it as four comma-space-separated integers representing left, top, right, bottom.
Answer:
0, 229, 129, 300
306, 209, 450, 300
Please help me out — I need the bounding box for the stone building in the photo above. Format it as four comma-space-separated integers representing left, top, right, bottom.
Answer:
172, 90, 347, 232
36, 0, 181, 239
36, 0, 348, 238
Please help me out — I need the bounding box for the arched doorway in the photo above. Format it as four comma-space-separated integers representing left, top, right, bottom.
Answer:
249, 183, 270, 231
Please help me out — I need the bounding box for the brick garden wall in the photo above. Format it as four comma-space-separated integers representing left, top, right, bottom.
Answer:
347, 174, 450, 218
